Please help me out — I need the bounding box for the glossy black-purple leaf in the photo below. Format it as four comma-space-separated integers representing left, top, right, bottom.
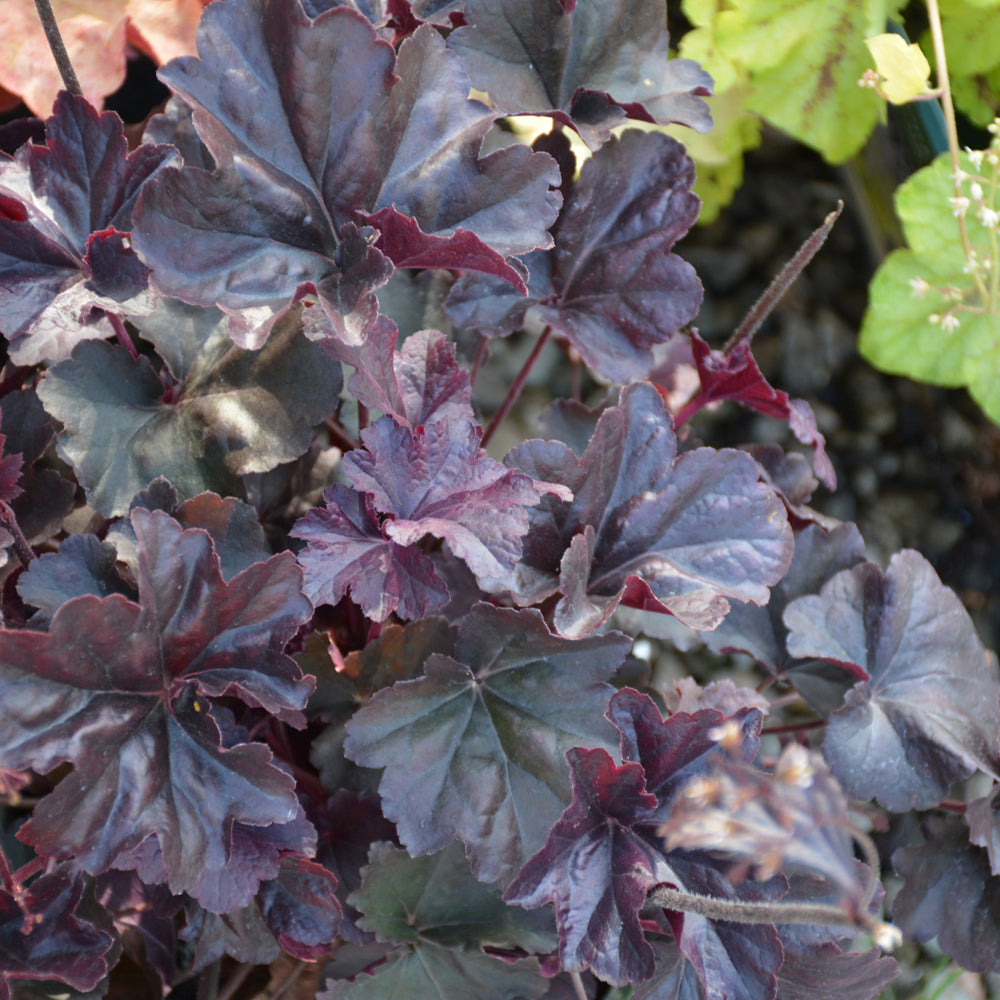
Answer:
134, 0, 559, 347
448, 131, 702, 382
344, 604, 625, 884
661, 859, 784, 1000
294, 415, 545, 617
660, 743, 867, 907
785, 551, 1000, 810
967, 785, 1000, 875
606, 687, 761, 823
698, 522, 867, 715
504, 746, 670, 985
314, 790, 398, 942
775, 943, 897, 1000
892, 815, 1000, 972
256, 855, 343, 960
0, 389, 76, 555
38, 299, 342, 516
351, 840, 556, 951
293, 483, 450, 620
105, 485, 272, 584
319, 940, 548, 999
0, 92, 176, 365
17, 534, 130, 621
322, 322, 473, 429
448, 0, 713, 147
680, 331, 836, 489
0, 865, 114, 996
630, 937, 703, 1000
0, 508, 315, 908
506, 381, 793, 636
95, 872, 179, 994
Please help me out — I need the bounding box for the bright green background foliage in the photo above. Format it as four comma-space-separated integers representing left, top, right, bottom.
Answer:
860, 149, 1000, 421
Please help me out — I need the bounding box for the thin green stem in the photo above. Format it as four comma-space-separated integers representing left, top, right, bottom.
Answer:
481, 325, 552, 449
723, 202, 843, 354
33, 0, 83, 96
925, 0, 990, 304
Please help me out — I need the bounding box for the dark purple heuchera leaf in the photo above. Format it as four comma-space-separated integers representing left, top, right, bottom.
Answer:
508, 688, 791, 995
17, 534, 130, 622
775, 943, 897, 1000
447, 131, 702, 382
321, 321, 473, 429
0, 92, 176, 365
294, 415, 546, 619
0, 865, 115, 997
313, 790, 398, 943
785, 551, 1000, 810
504, 746, 671, 985
344, 604, 626, 884
607, 687, 762, 823
37, 299, 342, 516
967, 784, 1000, 875
105, 481, 272, 584
133, 0, 560, 347
322, 840, 553, 997
255, 855, 343, 960
659, 860, 784, 1000
448, 0, 713, 147
506, 381, 793, 636
674, 331, 836, 489
319, 941, 548, 999
697, 522, 868, 715
0, 508, 315, 909
351, 841, 556, 951
293, 483, 450, 620
892, 815, 1000, 972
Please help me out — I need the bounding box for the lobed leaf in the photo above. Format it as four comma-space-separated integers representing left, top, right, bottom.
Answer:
133, 0, 560, 346
344, 603, 626, 884
0, 509, 315, 909
507, 381, 793, 636
294, 414, 545, 618
504, 746, 669, 985
892, 815, 1000, 972
38, 300, 342, 516
0, 865, 115, 996
447, 130, 704, 383
785, 551, 1000, 809
0, 92, 176, 364
448, 0, 713, 147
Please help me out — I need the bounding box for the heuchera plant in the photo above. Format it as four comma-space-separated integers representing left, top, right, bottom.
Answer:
0, 1, 998, 998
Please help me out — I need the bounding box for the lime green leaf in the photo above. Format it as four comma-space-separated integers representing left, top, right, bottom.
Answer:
865, 33, 933, 104
706, 0, 902, 163
860, 150, 1000, 423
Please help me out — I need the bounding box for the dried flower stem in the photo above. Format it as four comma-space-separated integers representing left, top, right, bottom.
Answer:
34, 0, 84, 96
723, 202, 843, 354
